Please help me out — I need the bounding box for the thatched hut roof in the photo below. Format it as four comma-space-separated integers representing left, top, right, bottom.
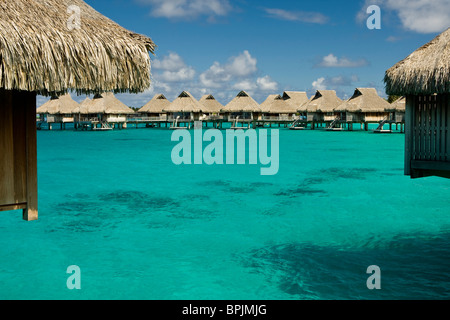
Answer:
386, 96, 406, 112
74, 98, 91, 114
37, 94, 80, 114
263, 94, 298, 114
260, 94, 281, 113
82, 92, 134, 115
282, 91, 309, 112
0, 0, 156, 96
222, 91, 261, 113
385, 28, 450, 95
163, 91, 203, 113
304, 90, 343, 113
199, 94, 223, 113
335, 88, 390, 113
139, 94, 170, 114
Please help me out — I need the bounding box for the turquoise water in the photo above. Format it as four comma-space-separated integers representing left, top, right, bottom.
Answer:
1, 127, 450, 300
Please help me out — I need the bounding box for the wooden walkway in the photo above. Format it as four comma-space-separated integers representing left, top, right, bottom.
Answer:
36, 118, 405, 133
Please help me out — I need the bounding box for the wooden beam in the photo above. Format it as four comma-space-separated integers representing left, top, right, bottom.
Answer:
0, 203, 27, 212
0, 90, 15, 205
404, 95, 414, 176
24, 92, 38, 221
411, 160, 450, 172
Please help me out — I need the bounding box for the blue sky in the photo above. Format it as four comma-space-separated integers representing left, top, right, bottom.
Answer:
38, 0, 449, 107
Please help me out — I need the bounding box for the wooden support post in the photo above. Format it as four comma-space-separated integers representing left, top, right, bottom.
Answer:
404, 95, 414, 176
24, 92, 38, 221
0, 90, 38, 221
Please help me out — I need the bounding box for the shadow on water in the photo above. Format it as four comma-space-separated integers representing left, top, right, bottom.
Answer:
240, 232, 450, 299
274, 167, 381, 198
50, 190, 219, 233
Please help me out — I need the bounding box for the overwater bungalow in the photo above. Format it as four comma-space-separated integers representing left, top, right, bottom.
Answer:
282, 91, 309, 120
262, 94, 298, 121
260, 94, 281, 119
0, 0, 155, 220
386, 97, 406, 123
37, 94, 80, 129
138, 94, 170, 121
80, 92, 135, 129
304, 90, 343, 124
335, 88, 391, 125
164, 91, 203, 127
385, 28, 450, 179
221, 91, 262, 126
199, 94, 223, 120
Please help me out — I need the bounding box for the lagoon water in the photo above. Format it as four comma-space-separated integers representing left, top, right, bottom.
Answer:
1, 127, 450, 300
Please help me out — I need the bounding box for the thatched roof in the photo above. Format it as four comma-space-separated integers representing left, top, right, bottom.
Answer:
0, 0, 156, 97
138, 94, 170, 114
261, 94, 298, 114
386, 96, 406, 112
81, 92, 134, 114
74, 98, 91, 114
304, 90, 343, 113
385, 28, 450, 95
222, 91, 261, 113
282, 91, 309, 111
199, 94, 223, 113
37, 94, 80, 114
260, 94, 281, 113
335, 88, 390, 113
163, 91, 203, 113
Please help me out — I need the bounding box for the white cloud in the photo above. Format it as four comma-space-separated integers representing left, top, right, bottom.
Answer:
158, 68, 196, 82
199, 50, 258, 88
316, 54, 369, 68
137, 0, 231, 20
386, 0, 450, 33
312, 77, 327, 91
226, 50, 258, 77
199, 62, 232, 88
153, 52, 186, 71
257, 76, 279, 91
312, 75, 359, 91
357, 0, 450, 33
264, 8, 329, 24
386, 36, 400, 42
153, 52, 196, 82
149, 50, 280, 103
232, 79, 257, 91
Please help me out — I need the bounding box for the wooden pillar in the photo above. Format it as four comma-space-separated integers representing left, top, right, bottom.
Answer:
24, 92, 38, 221
0, 90, 38, 221
404, 95, 414, 176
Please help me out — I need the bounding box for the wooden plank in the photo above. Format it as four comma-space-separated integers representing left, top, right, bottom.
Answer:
430, 96, 436, 161
23, 92, 38, 221
436, 95, 442, 161
413, 96, 420, 160
12, 95, 27, 203
447, 94, 450, 162
404, 95, 414, 176
0, 203, 27, 212
421, 96, 427, 160
411, 160, 450, 171
0, 90, 15, 205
